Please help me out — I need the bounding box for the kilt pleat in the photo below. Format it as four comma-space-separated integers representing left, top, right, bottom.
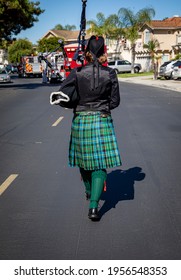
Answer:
69, 112, 122, 170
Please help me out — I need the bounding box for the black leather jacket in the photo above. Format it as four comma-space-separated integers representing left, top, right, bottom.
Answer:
63, 63, 120, 114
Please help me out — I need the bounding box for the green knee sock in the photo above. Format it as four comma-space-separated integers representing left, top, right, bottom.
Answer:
90, 169, 107, 209
80, 168, 92, 196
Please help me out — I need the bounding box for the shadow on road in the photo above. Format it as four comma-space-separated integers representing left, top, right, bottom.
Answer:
99, 167, 146, 218
0, 81, 61, 90
0, 75, 62, 90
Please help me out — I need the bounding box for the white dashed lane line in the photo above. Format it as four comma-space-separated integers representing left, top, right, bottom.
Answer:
0, 116, 64, 195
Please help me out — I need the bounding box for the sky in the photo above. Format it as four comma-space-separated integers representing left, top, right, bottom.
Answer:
17, 0, 181, 44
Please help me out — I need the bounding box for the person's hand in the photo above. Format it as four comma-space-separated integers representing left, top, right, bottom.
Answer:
50, 92, 61, 105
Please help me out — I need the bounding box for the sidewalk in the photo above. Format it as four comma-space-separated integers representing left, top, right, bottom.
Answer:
118, 75, 181, 93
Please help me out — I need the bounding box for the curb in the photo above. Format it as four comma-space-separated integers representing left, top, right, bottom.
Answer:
118, 77, 181, 93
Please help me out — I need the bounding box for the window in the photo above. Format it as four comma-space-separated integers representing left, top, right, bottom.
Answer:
173, 60, 181, 67
124, 60, 131, 65
160, 61, 172, 67
161, 54, 170, 64
108, 61, 115, 66
28, 57, 34, 63
177, 35, 181, 45
144, 30, 151, 44
118, 61, 124, 65
0, 69, 6, 74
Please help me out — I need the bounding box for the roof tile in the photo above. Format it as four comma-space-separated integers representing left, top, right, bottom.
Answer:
150, 16, 181, 28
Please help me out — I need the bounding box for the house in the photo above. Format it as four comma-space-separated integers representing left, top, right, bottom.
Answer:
106, 16, 181, 71
135, 15, 181, 71
41, 29, 89, 44
0, 49, 8, 65
41, 17, 181, 71
41, 29, 122, 59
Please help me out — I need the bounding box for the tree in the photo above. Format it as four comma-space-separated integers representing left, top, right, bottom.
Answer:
87, 13, 124, 57
174, 53, 181, 60
104, 14, 122, 39
0, 0, 44, 41
53, 24, 76, 30
105, 14, 124, 55
87, 13, 113, 37
143, 38, 160, 79
64, 24, 76, 31
8, 38, 34, 63
87, 12, 122, 39
118, 7, 155, 73
0, 39, 11, 50
54, 24, 64, 30
87, 13, 107, 36
37, 37, 64, 53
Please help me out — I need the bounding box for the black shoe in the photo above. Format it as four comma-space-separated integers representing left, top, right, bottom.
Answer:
88, 208, 100, 221
85, 192, 91, 200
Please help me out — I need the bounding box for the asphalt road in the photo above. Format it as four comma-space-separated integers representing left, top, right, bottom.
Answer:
0, 76, 181, 260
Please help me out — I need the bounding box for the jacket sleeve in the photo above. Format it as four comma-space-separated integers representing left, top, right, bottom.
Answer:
109, 69, 120, 110
59, 68, 77, 90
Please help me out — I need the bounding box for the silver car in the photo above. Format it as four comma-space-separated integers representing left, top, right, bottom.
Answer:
172, 60, 181, 80
159, 60, 178, 80
0, 68, 11, 83
108, 60, 142, 74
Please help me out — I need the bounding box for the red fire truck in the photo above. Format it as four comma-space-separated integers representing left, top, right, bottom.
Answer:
63, 43, 85, 77
63, 42, 107, 78
38, 1, 107, 81
18, 55, 43, 78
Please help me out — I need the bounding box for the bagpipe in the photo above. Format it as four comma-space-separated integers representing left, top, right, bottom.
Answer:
50, 0, 87, 107
38, 41, 64, 69
73, 0, 87, 64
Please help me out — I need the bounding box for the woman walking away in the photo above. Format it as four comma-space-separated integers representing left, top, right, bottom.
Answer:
53, 35, 122, 221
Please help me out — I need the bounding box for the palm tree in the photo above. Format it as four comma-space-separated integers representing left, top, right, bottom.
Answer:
118, 7, 155, 73
87, 13, 107, 36
87, 12, 124, 57
87, 12, 122, 38
106, 14, 124, 55
174, 53, 181, 60
143, 38, 160, 79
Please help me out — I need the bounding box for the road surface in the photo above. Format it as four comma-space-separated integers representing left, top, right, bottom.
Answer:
0, 76, 181, 260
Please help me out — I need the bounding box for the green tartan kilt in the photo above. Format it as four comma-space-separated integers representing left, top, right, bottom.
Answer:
69, 112, 122, 170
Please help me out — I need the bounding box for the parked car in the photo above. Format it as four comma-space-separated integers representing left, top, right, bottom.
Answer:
5, 64, 12, 73
108, 60, 142, 74
5, 64, 18, 74
159, 60, 178, 79
172, 60, 181, 80
11, 65, 18, 73
0, 68, 11, 83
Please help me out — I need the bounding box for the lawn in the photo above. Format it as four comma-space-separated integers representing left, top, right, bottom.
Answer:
117, 72, 153, 78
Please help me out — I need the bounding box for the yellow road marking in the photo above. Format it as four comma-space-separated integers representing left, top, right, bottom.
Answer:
52, 116, 64, 127
0, 174, 18, 196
